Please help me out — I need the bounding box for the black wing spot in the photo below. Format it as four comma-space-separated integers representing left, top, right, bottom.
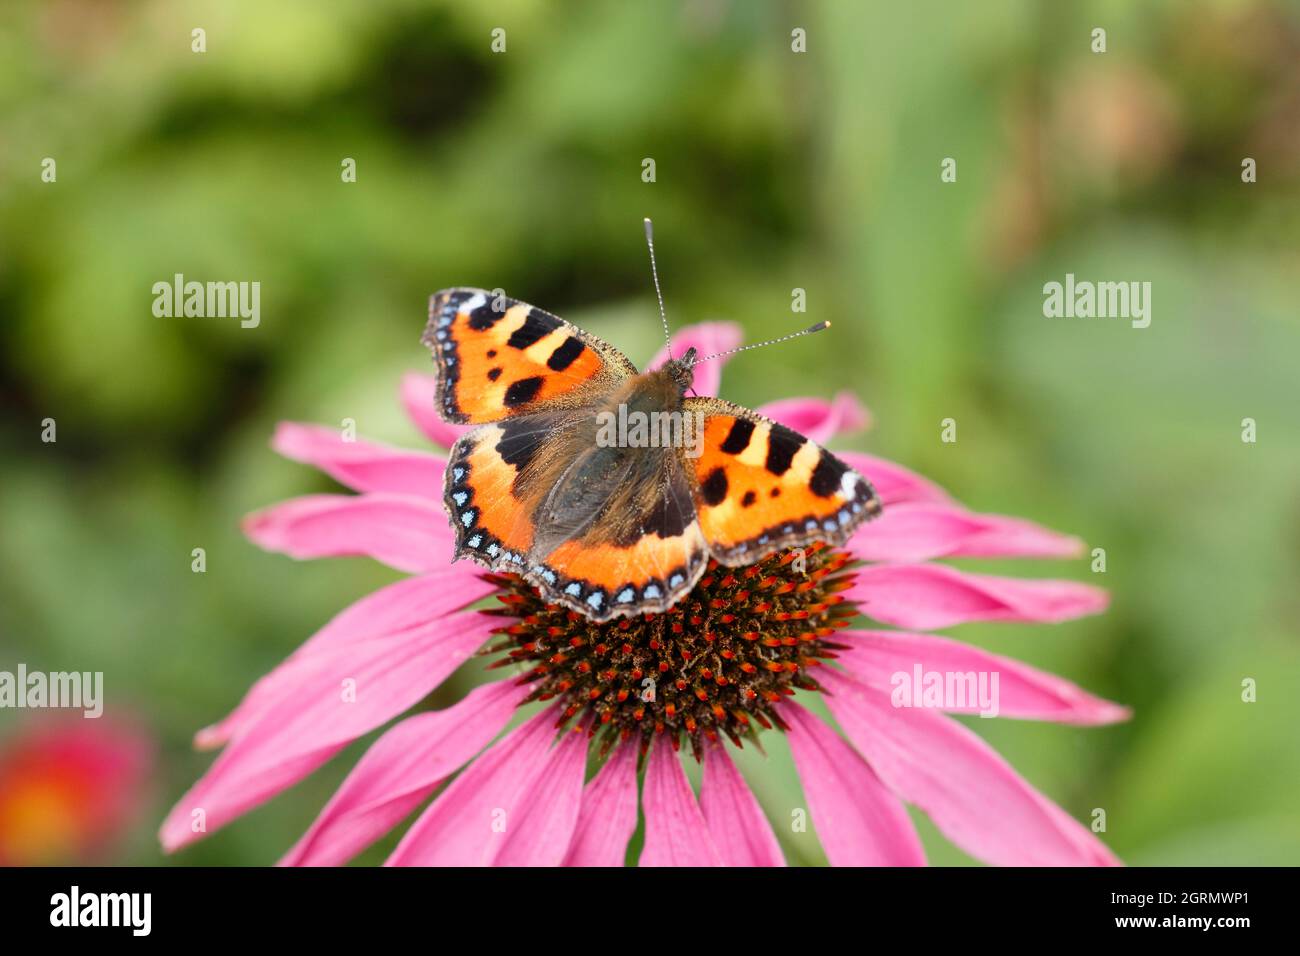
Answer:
496, 417, 546, 471
487, 367, 503, 381
547, 337, 585, 371
507, 309, 561, 350
721, 418, 755, 455
618, 480, 695, 546
765, 424, 804, 476
809, 450, 849, 498
503, 376, 544, 408
487, 349, 497, 358
770, 487, 781, 498
701, 467, 729, 507
741, 490, 757, 508
468, 302, 505, 330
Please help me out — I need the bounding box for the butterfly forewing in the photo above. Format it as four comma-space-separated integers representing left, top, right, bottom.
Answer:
423, 288, 635, 424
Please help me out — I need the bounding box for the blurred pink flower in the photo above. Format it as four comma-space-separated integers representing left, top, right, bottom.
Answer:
0, 717, 152, 866
162, 322, 1126, 866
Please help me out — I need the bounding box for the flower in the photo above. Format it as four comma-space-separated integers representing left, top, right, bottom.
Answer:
161, 321, 1126, 866
0, 717, 152, 866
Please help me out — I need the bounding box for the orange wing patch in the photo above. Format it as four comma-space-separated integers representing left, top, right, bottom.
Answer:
444, 421, 542, 565
424, 288, 634, 424
538, 522, 709, 620
685, 399, 881, 565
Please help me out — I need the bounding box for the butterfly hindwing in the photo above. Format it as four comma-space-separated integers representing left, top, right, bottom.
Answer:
445, 406, 709, 621
682, 397, 881, 565
444, 413, 566, 565
538, 515, 710, 621
533, 448, 708, 619
423, 288, 636, 425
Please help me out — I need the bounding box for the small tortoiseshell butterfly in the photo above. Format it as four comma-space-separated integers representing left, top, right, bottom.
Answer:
423, 222, 881, 621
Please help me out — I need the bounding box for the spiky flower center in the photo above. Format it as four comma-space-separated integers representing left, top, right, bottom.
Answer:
480, 544, 858, 759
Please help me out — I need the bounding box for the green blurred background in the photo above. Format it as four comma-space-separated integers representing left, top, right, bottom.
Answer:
2, 0, 1298, 866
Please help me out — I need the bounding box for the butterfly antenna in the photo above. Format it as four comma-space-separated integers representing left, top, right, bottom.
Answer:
644, 218, 672, 357
689, 321, 832, 366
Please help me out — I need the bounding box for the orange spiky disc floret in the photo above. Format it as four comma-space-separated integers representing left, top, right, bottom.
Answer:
478, 546, 858, 761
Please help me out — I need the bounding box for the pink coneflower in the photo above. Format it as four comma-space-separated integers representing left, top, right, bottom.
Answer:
0, 718, 152, 866
161, 322, 1126, 866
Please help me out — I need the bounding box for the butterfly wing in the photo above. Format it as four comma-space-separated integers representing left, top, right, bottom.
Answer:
445, 409, 709, 621
423, 288, 636, 424
444, 411, 575, 568
683, 397, 882, 565
532, 448, 709, 619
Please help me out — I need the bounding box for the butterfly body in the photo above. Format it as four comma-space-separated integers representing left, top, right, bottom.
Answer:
526, 363, 691, 560
425, 287, 880, 621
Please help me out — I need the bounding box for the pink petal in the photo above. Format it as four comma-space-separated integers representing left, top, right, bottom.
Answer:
838, 451, 953, 506
836, 630, 1131, 724
639, 738, 723, 866
700, 744, 785, 866
847, 563, 1109, 630
196, 568, 495, 749
491, 727, 588, 866
782, 703, 926, 866
271, 422, 445, 498
400, 372, 472, 449
562, 742, 640, 867
850, 502, 1085, 562
160, 613, 495, 853
820, 668, 1121, 866
279, 679, 528, 866
756, 392, 871, 444
646, 321, 743, 397
293, 567, 492, 658
385, 707, 586, 866
243, 493, 453, 574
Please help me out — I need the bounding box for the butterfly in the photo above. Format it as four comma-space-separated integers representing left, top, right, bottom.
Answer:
423, 279, 881, 621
